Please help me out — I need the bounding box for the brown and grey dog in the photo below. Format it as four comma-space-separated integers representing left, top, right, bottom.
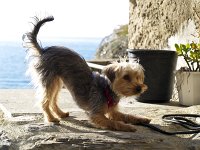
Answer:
24, 16, 150, 132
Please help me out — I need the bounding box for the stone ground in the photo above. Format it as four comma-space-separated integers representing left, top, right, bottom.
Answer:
0, 89, 200, 150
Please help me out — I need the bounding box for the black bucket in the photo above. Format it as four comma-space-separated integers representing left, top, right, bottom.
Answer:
127, 49, 177, 103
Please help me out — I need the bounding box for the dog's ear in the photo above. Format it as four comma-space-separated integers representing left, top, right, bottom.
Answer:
102, 64, 117, 82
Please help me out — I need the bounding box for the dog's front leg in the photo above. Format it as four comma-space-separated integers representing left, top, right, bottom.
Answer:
108, 110, 151, 125
89, 113, 137, 132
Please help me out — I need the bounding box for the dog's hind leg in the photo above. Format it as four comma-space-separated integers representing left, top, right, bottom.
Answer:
40, 84, 60, 123
50, 77, 69, 119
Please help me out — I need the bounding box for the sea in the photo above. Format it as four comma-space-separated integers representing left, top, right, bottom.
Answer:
0, 38, 102, 89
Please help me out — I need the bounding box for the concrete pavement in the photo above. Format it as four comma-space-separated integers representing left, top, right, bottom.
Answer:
0, 89, 200, 149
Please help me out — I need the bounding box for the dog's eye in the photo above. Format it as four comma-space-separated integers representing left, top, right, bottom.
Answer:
123, 74, 130, 81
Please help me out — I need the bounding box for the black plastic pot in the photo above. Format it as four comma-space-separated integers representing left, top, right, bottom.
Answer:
127, 49, 177, 103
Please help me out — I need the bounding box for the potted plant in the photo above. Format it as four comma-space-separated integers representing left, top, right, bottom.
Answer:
175, 42, 200, 106
127, 49, 177, 103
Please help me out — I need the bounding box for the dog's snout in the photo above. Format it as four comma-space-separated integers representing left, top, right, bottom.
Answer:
135, 86, 141, 93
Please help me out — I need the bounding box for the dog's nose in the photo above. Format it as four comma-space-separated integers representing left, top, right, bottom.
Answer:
135, 86, 141, 93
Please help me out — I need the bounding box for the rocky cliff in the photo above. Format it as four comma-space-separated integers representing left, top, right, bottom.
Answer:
95, 25, 128, 59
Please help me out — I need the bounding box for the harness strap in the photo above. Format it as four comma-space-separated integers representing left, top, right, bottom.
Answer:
104, 86, 117, 108
139, 114, 200, 135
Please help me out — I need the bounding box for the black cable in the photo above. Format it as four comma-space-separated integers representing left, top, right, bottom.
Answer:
139, 114, 200, 135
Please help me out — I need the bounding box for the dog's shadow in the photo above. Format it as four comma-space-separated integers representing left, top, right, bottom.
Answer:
61, 117, 172, 136
26, 115, 93, 133
60, 116, 96, 132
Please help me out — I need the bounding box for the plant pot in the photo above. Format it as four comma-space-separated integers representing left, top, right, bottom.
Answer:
176, 71, 200, 106
127, 49, 177, 103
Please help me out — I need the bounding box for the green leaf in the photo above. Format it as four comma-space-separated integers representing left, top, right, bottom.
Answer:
191, 42, 197, 49
175, 44, 182, 55
175, 44, 180, 50
190, 51, 195, 59
186, 43, 190, 49
197, 44, 200, 50
180, 44, 189, 54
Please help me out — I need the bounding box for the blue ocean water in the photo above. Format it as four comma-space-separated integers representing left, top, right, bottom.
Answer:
0, 38, 102, 89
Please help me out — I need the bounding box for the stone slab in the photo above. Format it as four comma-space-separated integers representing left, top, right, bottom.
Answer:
0, 89, 200, 149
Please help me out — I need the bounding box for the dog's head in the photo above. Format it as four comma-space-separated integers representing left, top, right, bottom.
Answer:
102, 62, 147, 97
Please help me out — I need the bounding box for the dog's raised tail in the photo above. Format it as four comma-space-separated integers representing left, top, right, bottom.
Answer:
24, 16, 54, 55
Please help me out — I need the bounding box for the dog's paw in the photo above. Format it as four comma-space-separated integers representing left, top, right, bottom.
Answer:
58, 112, 69, 119
137, 118, 151, 124
47, 118, 60, 124
115, 122, 137, 132
123, 124, 137, 132
47, 121, 60, 126
144, 118, 151, 124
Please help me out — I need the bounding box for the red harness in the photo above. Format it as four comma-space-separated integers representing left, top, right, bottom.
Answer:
104, 86, 117, 108
92, 72, 118, 108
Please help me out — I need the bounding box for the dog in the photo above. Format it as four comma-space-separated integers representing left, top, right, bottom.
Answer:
24, 16, 150, 132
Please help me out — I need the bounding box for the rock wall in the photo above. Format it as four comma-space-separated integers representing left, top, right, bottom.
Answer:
129, 0, 200, 50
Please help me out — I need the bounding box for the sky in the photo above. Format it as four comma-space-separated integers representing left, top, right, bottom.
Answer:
0, 0, 129, 41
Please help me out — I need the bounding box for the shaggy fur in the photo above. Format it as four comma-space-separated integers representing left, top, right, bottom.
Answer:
24, 16, 150, 132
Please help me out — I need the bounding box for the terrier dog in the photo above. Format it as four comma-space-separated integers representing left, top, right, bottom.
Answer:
24, 16, 150, 132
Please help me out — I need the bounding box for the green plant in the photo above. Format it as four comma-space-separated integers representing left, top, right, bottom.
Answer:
175, 42, 200, 71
